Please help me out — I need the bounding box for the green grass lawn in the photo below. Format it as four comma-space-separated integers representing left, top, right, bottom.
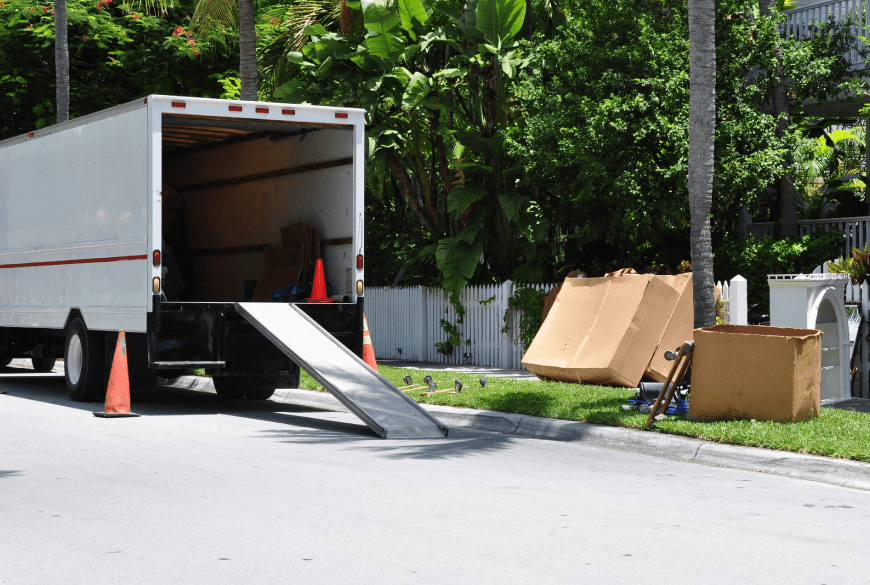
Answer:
300, 365, 870, 463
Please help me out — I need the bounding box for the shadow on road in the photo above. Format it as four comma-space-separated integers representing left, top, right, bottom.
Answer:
259, 425, 514, 459
2, 367, 514, 457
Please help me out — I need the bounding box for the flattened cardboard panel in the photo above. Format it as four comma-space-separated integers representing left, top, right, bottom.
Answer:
541, 285, 560, 325
608, 275, 681, 386
690, 325, 821, 422
280, 223, 312, 247
568, 275, 652, 384
646, 273, 693, 382
263, 244, 305, 266
522, 277, 611, 381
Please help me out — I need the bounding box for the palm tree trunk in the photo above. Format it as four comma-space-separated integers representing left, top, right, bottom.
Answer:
760, 0, 798, 237
688, 0, 716, 328
54, 0, 69, 123
238, 0, 258, 101
340, 0, 352, 36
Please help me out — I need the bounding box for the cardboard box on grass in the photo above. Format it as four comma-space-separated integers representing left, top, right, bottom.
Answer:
251, 245, 305, 301
689, 325, 821, 423
522, 272, 689, 387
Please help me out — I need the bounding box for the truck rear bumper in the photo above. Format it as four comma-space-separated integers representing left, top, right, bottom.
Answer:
147, 297, 364, 375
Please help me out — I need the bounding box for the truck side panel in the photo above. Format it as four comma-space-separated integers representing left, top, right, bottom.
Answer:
0, 108, 150, 332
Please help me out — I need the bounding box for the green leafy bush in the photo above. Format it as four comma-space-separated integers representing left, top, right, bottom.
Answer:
714, 230, 844, 310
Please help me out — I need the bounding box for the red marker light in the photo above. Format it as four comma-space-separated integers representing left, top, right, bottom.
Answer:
282, 109, 295, 115
228, 105, 242, 112
153, 250, 160, 267
335, 112, 348, 119
256, 107, 269, 114
171, 101, 186, 108
357, 254, 363, 270
28, 132, 33, 137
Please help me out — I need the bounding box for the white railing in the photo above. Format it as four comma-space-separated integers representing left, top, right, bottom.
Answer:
747, 215, 870, 256
365, 281, 550, 370
716, 275, 748, 325
781, 0, 868, 68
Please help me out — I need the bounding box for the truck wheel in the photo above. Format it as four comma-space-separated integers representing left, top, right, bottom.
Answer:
213, 377, 275, 400
64, 318, 106, 402
245, 387, 276, 400
212, 377, 246, 399
32, 357, 57, 372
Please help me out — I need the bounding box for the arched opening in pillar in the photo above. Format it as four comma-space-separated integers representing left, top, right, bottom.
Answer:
815, 298, 843, 401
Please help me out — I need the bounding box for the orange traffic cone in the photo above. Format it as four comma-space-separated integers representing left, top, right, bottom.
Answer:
94, 330, 140, 418
362, 314, 378, 372
305, 258, 334, 303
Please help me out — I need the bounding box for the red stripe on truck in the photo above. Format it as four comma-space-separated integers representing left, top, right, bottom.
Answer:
0, 255, 148, 270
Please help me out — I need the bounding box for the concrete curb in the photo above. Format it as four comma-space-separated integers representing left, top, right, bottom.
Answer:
271, 388, 870, 491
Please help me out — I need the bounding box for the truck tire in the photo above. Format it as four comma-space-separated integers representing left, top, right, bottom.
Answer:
213, 377, 275, 400
32, 357, 57, 372
64, 318, 106, 402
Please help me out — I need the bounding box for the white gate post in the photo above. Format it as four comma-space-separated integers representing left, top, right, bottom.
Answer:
730, 275, 748, 325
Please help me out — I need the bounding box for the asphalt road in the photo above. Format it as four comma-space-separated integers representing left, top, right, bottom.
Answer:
1, 370, 869, 585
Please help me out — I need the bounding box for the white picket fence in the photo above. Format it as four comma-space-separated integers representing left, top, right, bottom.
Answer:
365, 281, 550, 369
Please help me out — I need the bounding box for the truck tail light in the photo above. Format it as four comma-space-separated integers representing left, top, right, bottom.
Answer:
356, 280, 364, 295
153, 250, 160, 267
256, 107, 269, 114
228, 105, 242, 112
153, 277, 161, 294
335, 112, 348, 119
171, 101, 186, 108
282, 109, 295, 115
357, 254, 363, 270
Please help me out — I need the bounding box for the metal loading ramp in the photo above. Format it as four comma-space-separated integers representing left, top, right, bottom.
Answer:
236, 303, 448, 439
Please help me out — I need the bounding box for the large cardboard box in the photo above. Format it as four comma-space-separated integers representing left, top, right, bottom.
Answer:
521, 273, 686, 387
645, 273, 694, 382
689, 325, 822, 423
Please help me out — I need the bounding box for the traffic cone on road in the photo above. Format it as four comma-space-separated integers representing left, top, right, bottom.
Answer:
94, 330, 140, 418
305, 259, 334, 303
362, 314, 378, 372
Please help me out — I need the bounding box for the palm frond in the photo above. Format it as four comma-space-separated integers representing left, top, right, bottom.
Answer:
192, 0, 239, 38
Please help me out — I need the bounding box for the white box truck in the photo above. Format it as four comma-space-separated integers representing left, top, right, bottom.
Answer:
0, 95, 367, 402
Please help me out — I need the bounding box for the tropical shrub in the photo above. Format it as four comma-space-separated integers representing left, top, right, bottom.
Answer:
714, 230, 844, 309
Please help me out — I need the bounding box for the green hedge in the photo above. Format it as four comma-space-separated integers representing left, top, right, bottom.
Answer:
713, 230, 844, 311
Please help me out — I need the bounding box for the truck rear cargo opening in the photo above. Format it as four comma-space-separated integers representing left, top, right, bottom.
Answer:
0, 96, 366, 403
160, 113, 356, 304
